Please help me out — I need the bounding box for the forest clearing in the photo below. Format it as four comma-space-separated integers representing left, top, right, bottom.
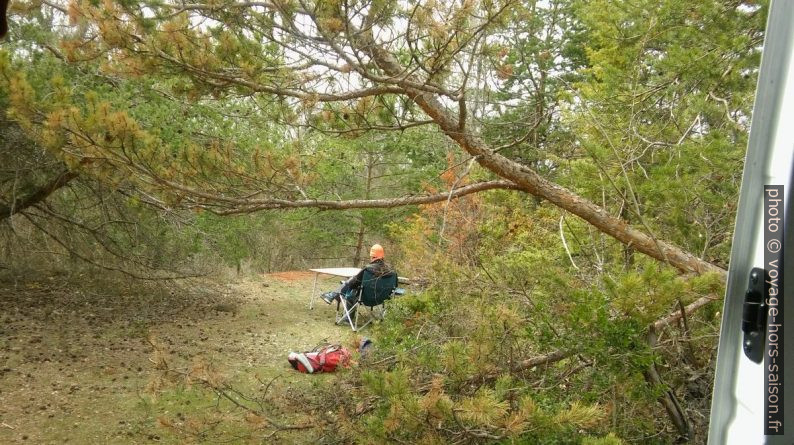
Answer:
0, 272, 356, 444
0, 0, 772, 443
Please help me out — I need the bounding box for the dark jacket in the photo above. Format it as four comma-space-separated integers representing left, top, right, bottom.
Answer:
341, 259, 394, 295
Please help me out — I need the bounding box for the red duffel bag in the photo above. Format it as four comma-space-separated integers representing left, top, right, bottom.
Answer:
288, 344, 351, 374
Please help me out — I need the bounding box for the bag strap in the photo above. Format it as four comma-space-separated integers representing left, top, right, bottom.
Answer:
317, 345, 341, 366
312, 342, 334, 353
294, 353, 314, 373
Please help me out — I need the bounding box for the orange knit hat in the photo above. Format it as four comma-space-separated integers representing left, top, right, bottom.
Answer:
370, 244, 384, 260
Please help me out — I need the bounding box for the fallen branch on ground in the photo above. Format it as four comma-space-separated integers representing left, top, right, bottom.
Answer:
513, 349, 575, 373
652, 293, 722, 332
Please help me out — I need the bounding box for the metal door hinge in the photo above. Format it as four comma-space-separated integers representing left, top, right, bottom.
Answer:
742, 267, 768, 363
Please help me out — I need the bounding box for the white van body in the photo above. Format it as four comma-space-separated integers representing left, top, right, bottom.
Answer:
708, 1, 794, 443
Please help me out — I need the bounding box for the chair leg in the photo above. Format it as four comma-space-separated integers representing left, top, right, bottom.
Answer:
335, 298, 345, 323
353, 304, 384, 331
347, 305, 357, 331
336, 295, 360, 331
336, 299, 351, 322
357, 312, 373, 331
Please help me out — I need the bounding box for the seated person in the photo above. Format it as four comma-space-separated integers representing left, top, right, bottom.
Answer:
321, 244, 395, 307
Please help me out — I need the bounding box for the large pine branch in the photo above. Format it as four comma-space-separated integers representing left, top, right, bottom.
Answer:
0, 169, 78, 221
359, 35, 725, 279
154, 179, 522, 214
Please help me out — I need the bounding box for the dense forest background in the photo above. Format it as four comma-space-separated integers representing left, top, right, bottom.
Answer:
0, 0, 767, 443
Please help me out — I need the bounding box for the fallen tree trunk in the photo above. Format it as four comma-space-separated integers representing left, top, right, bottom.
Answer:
362, 37, 726, 279
0, 169, 78, 221
414, 91, 723, 278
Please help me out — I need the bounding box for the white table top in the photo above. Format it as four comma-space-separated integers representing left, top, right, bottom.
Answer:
309, 267, 410, 283
309, 267, 362, 278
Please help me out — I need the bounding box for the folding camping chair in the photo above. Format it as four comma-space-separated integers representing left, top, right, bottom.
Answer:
335, 270, 401, 331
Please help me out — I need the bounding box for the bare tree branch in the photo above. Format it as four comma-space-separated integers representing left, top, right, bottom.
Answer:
193, 180, 523, 214
0, 169, 78, 221
652, 293, 722, 332
513, 349, 574, 373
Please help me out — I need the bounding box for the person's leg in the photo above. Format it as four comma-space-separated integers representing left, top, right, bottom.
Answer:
340, 276, 356, 295
344, 288, 357, 305
322, 277, 354, 304
321, 289, 341, 304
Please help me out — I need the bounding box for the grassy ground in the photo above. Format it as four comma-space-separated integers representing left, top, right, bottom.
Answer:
0, 271, 362, 444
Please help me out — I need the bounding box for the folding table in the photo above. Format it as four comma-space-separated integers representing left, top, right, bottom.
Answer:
307, 267, 362, 310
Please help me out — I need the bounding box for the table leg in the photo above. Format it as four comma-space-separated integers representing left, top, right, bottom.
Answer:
309, 272, 319, 310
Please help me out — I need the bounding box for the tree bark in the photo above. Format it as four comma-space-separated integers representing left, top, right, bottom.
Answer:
174, 180, 522, 214
353, 214, 366, 266
652, 293, 722, 332
0, 0, 8, 38
353, 152, 376, 266
645, 327, 692, 440
0, 169, 78, 221
513, 349, 574, 373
